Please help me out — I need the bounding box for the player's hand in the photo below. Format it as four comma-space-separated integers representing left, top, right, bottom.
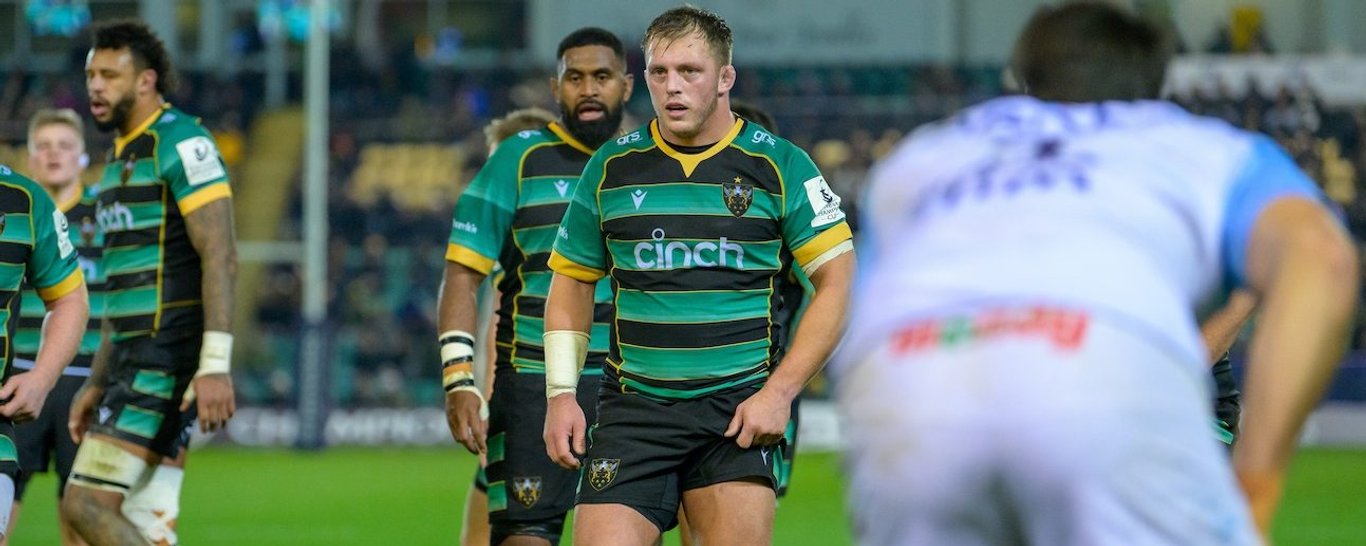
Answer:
724, 386, 791, 449
68, 383, 105, 443
181, 373, 235, 433
445, 390, 487, 456
543, 393, 586, 470
1237, 469, 1285, 541
0, 368, 59, 423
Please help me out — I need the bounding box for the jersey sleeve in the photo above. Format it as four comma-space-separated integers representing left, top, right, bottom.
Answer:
28, 189, 84, 302
778, 147, 853, 270
445, 144, 521, 275
1222, 134, 1330, 286
548, 153, 609, 283
163, 128, 232, 215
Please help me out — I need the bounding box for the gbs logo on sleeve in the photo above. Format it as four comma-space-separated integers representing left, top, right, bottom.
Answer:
803, 176, 845, 227
616, 131, 643, 146
53, 210, 74, 258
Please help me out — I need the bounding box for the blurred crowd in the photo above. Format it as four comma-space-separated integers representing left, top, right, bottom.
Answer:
3, 56, 1365, 407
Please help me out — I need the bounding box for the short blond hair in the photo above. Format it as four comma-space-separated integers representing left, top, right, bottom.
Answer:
27, 108, 86, 151
484, 107, 556, 150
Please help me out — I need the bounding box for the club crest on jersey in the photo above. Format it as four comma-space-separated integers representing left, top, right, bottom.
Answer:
722, 177, 754, 217
80, 216, 97, 246
512, 476, 542, 508
120, 153, 136, 185
588, 459, 620, 491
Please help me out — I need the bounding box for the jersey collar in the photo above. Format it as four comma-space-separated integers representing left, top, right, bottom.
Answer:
650, 117, 744, 178
114, 103, 170, 157
547, 122, 595, 156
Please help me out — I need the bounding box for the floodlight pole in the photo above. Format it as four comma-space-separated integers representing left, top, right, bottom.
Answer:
297, 0, 331, 450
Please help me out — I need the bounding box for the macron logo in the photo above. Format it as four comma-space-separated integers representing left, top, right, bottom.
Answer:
555, 179, 570, 198
631, 190, 647, 210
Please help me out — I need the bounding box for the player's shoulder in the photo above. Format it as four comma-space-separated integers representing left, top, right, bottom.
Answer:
0, 164, 45, 197
731, 119, 806, 160
596, 121, 655, 158
484, 125, 556, 164
151, 106, 214, 141
152, 107, 219, 158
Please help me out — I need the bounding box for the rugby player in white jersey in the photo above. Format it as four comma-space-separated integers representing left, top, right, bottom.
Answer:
837, 3, 1357, 545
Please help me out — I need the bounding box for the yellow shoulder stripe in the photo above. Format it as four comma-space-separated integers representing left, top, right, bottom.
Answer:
792, 223, 853, 267
548, 250, 605, 282
445, 244, 496, 276
179, 184, 232, 215
36, 268, 84, 303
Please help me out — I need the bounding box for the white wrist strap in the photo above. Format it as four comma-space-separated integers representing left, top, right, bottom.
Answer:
195, 331, 233, 378
440, 330, 486, 413
544, 330, 588, 399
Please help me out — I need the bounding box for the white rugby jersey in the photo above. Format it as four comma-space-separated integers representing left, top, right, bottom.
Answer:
845, 96, 1324, 367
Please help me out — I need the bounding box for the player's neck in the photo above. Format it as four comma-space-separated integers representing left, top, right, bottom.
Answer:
43, 179, 81, 208
118, 97, 165, 138
663, 105, 736, 147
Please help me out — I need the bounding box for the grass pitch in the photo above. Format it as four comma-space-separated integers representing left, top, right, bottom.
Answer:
9, 447, 1363, 544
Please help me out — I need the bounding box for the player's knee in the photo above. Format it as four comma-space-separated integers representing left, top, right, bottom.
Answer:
491, 520, 562, 546
68, 437, 150, 496
59, 485, 104, 529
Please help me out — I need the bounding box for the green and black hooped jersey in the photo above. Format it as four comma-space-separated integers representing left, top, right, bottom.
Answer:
550, 119, 853, 400
95, 105, 232, 342
0, 166, 84, 377
446, 122, 613, 374
14, 185, 104, 373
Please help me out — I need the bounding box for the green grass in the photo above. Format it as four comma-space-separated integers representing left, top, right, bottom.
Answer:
10, 447, 1363, 545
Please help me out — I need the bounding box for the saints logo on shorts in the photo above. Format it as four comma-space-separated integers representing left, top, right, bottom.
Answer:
512, 476, 542, 508
723, 178, 754, 217
588, 458, 620, 491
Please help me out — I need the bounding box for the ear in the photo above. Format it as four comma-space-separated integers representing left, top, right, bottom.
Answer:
622, 72, 635, 101
717, 64, 736, 96
139, 68, 158, 97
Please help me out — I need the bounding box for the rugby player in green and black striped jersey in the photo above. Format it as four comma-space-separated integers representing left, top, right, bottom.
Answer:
64, 21, 237, 546
0, 164, 88, 540
542, 7, 854, 545
9, 108, 103, 545
438, 28, 633, 546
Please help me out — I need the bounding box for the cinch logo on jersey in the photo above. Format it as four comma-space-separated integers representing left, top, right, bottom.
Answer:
451, 219, 478, 234
96, 201, 135, 233
888, 306, 1089, 354
633, 228, 744, 270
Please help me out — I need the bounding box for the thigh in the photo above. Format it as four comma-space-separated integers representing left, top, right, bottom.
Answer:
680, 479, 774, 546
576, 389, 693, 533
49, 375, 86, 481
14, 374, 61, 474
92, 339, 198, 459
776, 397, 799, 498
680, 387, 780, 493
486, 373, 598, 535
0, 420, 17, 479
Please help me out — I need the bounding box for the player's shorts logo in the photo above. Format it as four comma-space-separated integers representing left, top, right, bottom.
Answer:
588, 458, 620, 491
512, 476, 542, 508
723, 177, 754, 217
